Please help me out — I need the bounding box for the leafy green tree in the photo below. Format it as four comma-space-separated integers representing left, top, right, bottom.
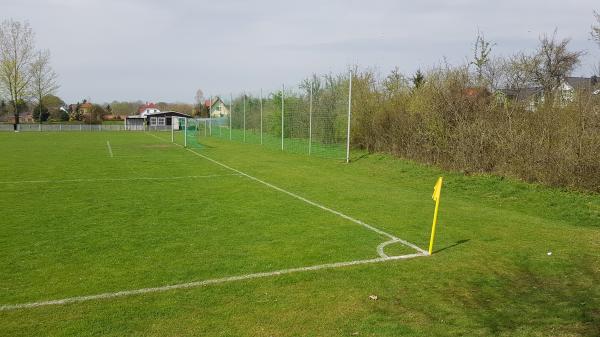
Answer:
412, 69, 425, 89
32, 103, 49, 122
0, 19, 35, 127
88, 104, 106, 124
58, 107, 68, 121
30, 49, 59, 125
42, 94, 65, 120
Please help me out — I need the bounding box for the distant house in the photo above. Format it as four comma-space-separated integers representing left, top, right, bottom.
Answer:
4, 112, 34, 124
79, 102, 93, 115
205, 97, 230, 118
495, 76, 599, 111
558, 76, 599, 102
138, 102, 160, 117
495, 87, 543, 111
463, 87, 491, 99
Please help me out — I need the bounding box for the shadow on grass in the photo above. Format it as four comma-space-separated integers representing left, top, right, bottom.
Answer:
350, 153, 370, 162
433, 239, 470, 254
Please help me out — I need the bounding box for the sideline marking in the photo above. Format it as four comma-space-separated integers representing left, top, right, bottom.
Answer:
0, 134, 429, 312
149, 133, 427, 255
0, 174, 241, 184
106, 141, 114, 158
0, 253, 423, 311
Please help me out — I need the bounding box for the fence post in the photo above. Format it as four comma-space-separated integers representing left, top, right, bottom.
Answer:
260, 88, 263, 145
209, 96, 212, 136
243, 93, 246, 143
184, 118, 187, 148
229, 93, 233, 141
171, 118, 174, 142
346, 72, 352, 163
309, 80, 313, 155
281, 84, 284, 151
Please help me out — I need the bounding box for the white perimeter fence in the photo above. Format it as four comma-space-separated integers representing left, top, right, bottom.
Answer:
0, 124, 175, 132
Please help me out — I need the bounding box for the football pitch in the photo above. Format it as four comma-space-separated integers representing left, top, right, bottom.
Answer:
0, 131, 598, 336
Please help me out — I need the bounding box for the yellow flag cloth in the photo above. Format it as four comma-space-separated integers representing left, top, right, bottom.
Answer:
432, 177, 443, 202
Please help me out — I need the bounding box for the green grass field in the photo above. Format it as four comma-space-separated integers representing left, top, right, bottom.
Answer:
0, 131, 598, 336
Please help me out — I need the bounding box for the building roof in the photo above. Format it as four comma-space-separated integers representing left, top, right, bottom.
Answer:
126, 111, 192, 119
565, 76, 599, 91
497, 87, 543, 100
144, 111, 192, 118
204, 97, 225, 108
463, 87, 490, 98
138, 102, 158, 113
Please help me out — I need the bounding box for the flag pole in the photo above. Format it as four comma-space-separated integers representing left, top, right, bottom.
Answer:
428, 177, 443, 255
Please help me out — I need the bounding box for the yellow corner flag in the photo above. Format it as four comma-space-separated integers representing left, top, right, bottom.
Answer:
428, 177, 443, 255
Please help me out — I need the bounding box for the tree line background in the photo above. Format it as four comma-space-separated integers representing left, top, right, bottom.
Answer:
243, 15, 600, 193
2, 14, 600, 192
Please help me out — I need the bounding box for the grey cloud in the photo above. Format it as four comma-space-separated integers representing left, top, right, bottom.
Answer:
2, 0, 598, 103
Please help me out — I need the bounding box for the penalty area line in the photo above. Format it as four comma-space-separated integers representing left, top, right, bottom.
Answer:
0, 253, 425, 312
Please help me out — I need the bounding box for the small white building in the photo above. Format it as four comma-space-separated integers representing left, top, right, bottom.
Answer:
125, 111, 192, 131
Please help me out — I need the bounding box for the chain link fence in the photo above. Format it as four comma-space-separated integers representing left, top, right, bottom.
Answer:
190, 74, 353, 161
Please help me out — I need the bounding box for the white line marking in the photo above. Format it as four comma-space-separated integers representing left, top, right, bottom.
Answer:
148, 133, 428, 255
377, 239, 410, 258
0, 253, 424, 311
0, 134, 429, 312
106, 141, 113, 157
0, 174, 242, 184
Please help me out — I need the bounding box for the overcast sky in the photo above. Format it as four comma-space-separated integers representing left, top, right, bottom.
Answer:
3, 0, 599, 103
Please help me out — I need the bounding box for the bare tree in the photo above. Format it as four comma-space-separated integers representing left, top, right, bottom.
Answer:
0, 19, 35, 129
592, 11, 600, 45
481, 56, 505, 91
194, 88, 205, 116
530, 31, 584, 103
471, 30, 494, 87
194, 88, 204, 106
504, 52, 537, 90
30, 50, 59, 123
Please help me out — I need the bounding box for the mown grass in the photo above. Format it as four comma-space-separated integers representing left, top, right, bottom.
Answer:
190, 125, 348, 159
0, 131, 599, 336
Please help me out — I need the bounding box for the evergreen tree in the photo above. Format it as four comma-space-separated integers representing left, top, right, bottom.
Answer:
412, 69, 425, 89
